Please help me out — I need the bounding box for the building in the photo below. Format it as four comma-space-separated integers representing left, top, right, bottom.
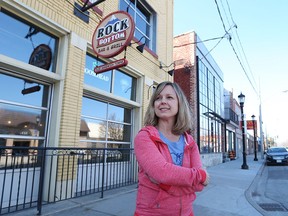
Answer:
224, 89, 242, 159
173, 31, 225, 167
0, 0, 174, 213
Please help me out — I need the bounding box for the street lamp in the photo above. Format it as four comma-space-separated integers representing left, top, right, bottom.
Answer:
238, 92, 249, 169
251, 115, 258, 161
36, 116, 40, 126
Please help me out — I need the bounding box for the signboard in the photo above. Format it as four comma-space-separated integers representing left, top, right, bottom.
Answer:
92, 11, 135, 58
94, 58, 128, 74
246, 120, 257, 130
29, 44, 52, 70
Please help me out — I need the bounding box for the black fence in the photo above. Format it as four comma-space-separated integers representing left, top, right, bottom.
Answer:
0, 147, 137, 215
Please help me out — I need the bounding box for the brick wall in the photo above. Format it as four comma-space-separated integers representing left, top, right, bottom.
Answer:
173, 32, 199, 141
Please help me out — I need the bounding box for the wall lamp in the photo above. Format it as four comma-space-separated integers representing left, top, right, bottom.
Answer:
159, 61, 175, 76
130, 36, 146, 53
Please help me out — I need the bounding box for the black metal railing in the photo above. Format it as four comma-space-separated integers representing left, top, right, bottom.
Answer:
0, 147, 137, 215
224, 108, 239, 125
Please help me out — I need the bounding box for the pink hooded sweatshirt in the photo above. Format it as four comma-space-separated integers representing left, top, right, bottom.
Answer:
134, 126, 206, 216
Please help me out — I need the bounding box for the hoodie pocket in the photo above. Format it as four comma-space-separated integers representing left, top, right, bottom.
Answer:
148, 189, 170, 209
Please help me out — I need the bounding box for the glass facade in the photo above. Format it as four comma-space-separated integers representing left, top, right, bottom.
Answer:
198, 59, 224, 153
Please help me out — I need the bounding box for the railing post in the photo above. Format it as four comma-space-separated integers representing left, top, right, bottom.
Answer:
100, 149, 105, 198
37, 147, 46, 215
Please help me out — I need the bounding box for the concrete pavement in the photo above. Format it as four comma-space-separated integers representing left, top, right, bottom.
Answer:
193, 154, 264, 216
13, 154, 268, 216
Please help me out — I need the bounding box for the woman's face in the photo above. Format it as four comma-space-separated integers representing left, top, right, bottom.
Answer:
154, 85, 179, 121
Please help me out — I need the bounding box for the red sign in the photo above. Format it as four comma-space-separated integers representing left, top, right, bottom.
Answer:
92, 11, 135, 58
246, 120, 257, 130
94, 58, 128, 74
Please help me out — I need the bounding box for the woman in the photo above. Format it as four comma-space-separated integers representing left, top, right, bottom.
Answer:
134, 81, 209, 216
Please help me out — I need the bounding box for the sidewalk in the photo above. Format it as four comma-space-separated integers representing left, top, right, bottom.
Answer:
14, 154, 265, 216
194, 154, 264, 216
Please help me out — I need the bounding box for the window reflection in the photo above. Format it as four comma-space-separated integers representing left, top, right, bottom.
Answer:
84, 54, 111, 92
0, 73, 49, 107
108, 104, 131, 123
0, 73, 50, 150
84, 54, 136, 101
80, 98, 132, 148
0, 103, 46, 137
0, 9, 58, 72
80, 118, 106, 140
114, 70, 136, 101
82, 97, 107, 119
107, 122, 131, 142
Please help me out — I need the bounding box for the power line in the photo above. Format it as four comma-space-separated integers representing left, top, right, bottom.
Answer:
228, 40, 258, 95
225, 0, 258, 95
214, 0, 228, 34
200, 24, 235, 60
173, 33, 229, 48
200, 36, 225, 60
214, 0, 259, 97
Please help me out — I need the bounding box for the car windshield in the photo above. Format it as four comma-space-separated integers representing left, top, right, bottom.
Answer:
268, 147, 287, 153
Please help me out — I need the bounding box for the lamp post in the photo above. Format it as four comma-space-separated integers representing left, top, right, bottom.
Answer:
251, 115, 258, 161
238, 92, 249, 169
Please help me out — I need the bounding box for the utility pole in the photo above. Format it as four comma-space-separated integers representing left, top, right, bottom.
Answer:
258, 81, 264, 159
259, 103, 264, 159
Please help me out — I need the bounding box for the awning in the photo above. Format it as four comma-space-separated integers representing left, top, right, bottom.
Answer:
203, 111, 226, 123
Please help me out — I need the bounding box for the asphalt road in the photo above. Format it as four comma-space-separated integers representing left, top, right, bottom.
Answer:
248, 163, 288, 216
265, 166, 288, 207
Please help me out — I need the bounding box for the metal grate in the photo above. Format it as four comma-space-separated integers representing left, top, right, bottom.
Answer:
258, 203, 288, 212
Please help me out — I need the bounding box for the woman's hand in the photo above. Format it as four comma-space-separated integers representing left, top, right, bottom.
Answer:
202, 170, 210, 186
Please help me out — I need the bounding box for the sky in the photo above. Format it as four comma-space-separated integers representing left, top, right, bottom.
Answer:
174, 0, 288, 145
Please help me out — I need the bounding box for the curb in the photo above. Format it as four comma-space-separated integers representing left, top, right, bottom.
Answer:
245, 161, 266, 215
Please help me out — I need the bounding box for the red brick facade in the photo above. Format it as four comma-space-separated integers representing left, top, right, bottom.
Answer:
173, 32, 199, 141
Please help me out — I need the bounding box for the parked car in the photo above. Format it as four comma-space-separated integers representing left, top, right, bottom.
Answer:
265, 147, 288, 165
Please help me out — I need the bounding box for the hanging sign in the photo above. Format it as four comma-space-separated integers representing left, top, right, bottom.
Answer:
92, 11, 135, 58
94, 58, 128, 74
29, 44, 52, 70
246, 120, 257, 130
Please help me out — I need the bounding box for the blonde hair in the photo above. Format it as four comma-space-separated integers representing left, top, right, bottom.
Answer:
144, 81, 193, 135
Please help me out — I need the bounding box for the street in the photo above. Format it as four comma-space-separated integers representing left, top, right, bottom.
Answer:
249, 163, 288, 215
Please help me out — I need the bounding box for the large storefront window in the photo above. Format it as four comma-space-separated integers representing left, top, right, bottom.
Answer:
84, 54, 136, 101
0, 73, 51, 154
80, 96, 132, 149
0, 9, 58, 72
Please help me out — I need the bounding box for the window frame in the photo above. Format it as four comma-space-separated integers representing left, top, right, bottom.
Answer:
120, 0, 157, 53
0, 9, 59, 73
84, 53, 137, 102
80, 96, 133, 148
